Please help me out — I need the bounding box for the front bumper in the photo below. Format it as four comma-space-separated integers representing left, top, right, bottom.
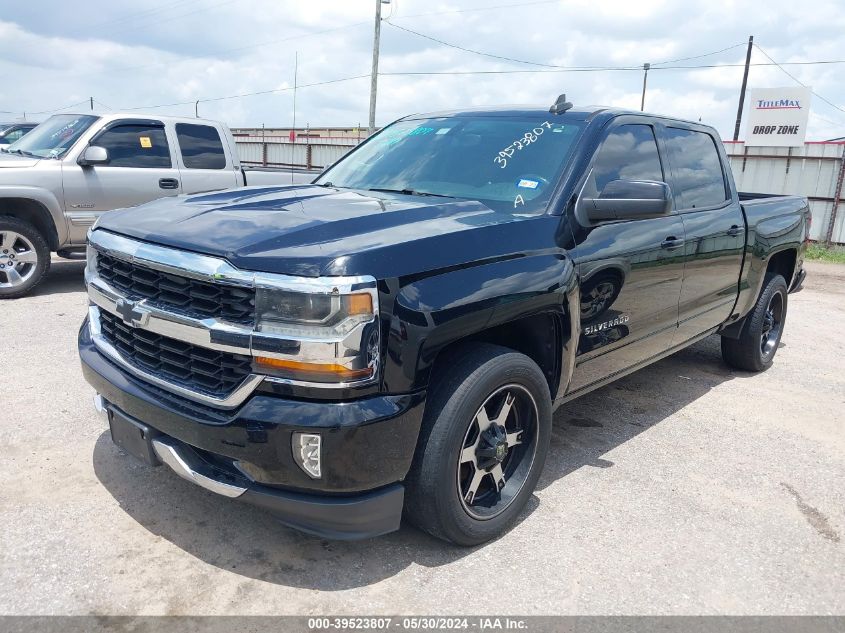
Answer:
79, 320, 426, 539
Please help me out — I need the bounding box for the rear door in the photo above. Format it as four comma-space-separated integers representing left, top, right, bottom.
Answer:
61, 118, 182, 243
567, 119, 685, 394
173, 122, 240, 193
659, 125, 746, 343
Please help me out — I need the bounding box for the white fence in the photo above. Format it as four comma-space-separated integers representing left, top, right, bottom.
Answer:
234, 134, 845, 244
725, 141, 845, 244
234, 135, 358, 171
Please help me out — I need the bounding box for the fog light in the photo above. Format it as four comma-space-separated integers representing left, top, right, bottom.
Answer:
292, 433, 321, 479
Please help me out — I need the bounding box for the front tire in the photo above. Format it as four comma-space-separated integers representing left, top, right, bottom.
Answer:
404, 344, 552, 546
0, 216, 50, 299
721, 273, 788, 372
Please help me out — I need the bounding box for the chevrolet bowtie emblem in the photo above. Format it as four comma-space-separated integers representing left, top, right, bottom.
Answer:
115, 298, 150, 328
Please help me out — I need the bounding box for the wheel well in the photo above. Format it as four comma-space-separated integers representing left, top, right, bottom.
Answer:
428, 312, 563, 400
0, 198, 59, 250
767, 249, 796, 284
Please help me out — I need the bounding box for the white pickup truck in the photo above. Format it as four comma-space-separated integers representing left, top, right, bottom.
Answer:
0, 112, 314, 298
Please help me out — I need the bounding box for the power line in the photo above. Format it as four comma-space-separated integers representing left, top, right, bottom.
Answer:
394, 0, 562, 19
379, 60, 845, 76
119, 74, 370, 111
92, 0, 240, 42
753, 43, 845, 116
385, 21, 572, 69
28, 99, 91, 116
12, 0, 200, 53
79, 0, 199, 35
386, 22, 759, 72
651, 42, 747, 65
83, 21, 370, 77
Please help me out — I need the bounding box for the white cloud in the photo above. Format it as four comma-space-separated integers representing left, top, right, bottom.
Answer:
0, 0, 843, 140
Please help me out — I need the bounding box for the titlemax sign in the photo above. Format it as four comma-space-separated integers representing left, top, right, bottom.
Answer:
745, 87, 811, 147
756, 98, 802, 109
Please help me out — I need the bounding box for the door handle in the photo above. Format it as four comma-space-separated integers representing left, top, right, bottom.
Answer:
727, 225, 742, 237
159, 178, 179, 190
661, 236, 685, 249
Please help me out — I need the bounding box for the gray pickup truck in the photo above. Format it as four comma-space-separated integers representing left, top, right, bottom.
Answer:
0, 112, 310, 298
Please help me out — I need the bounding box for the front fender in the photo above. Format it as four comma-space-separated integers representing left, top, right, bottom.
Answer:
380, 253, 577, 394
0, 185, 67, 246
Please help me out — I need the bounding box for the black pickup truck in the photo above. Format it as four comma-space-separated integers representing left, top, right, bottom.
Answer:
78, 97, 810, 545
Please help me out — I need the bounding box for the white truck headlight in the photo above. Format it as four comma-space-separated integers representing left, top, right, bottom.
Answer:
252, 282, 380, 385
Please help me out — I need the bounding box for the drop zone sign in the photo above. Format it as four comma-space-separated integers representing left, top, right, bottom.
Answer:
745, 87, 811, 146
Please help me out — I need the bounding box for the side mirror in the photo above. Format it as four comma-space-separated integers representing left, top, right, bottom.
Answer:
79, 145, 109, 166
582, 180, 672, 222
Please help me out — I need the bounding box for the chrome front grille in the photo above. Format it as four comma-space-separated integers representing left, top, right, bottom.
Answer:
86, 230, 379, 408
99, 310, 252, 398
96, 251, 255, 325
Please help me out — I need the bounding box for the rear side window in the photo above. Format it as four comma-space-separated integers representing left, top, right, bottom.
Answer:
94, 124, 171, 168
663, 127, 727, 209
175, 123, 226, 169
589, 124, 663, 195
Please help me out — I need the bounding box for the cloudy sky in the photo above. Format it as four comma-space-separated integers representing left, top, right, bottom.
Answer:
1, 0, 843, 140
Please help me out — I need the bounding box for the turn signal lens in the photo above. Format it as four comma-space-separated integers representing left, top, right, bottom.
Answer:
346, 293, 373, 316
254, 357, 373, 382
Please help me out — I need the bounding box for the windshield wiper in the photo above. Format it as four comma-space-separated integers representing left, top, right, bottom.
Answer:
366, 187, 454, 199
8, 148, 39, 158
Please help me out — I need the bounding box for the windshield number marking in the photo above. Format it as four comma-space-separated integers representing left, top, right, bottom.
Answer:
494, 121, 552, 169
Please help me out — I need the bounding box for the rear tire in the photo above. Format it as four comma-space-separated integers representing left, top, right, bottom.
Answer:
721, 273, 788, 372
0, 216, 50, 299
404, 344, 552, 546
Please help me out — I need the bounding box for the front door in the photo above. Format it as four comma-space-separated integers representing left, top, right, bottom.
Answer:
62, 119, 182, 243
566, 121, 685, 395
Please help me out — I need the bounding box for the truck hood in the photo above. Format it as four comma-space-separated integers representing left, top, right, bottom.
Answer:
0, 153, 40, 168
96, 184, 552, 278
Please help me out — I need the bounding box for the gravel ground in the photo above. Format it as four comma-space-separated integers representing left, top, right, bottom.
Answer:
1, 258, 843, 615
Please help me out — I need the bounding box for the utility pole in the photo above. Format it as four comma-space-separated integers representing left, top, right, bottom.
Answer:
90, 96, 94, 111
640, 63, 650, 111
368, 0, 386, 135
195, 100, 199, 118
291, 51, 298, 183
733, 35, 754, 141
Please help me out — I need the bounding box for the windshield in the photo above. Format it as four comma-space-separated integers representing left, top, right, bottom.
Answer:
7, 114, 98, 158
316, 116, 585, 214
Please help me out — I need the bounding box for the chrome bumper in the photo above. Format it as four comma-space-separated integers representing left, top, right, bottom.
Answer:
152, 436, 247, 499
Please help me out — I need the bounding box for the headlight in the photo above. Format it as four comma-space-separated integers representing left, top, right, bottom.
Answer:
252, 282, 380, 385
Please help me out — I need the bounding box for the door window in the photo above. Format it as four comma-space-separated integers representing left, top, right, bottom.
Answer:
94, 124, 171, 168
1, 128, 26, 143
663, 127, 727, 209
175, 123, 226, 169
588, 124, 664, 197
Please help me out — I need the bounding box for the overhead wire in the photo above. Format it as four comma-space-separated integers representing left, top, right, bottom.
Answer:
385, 22, 758, 72
28, 99, 91, 116
394, 0, 562, 20
753, 43, 845, 117
380, 60, 845, 76
118, 74, 370, 111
